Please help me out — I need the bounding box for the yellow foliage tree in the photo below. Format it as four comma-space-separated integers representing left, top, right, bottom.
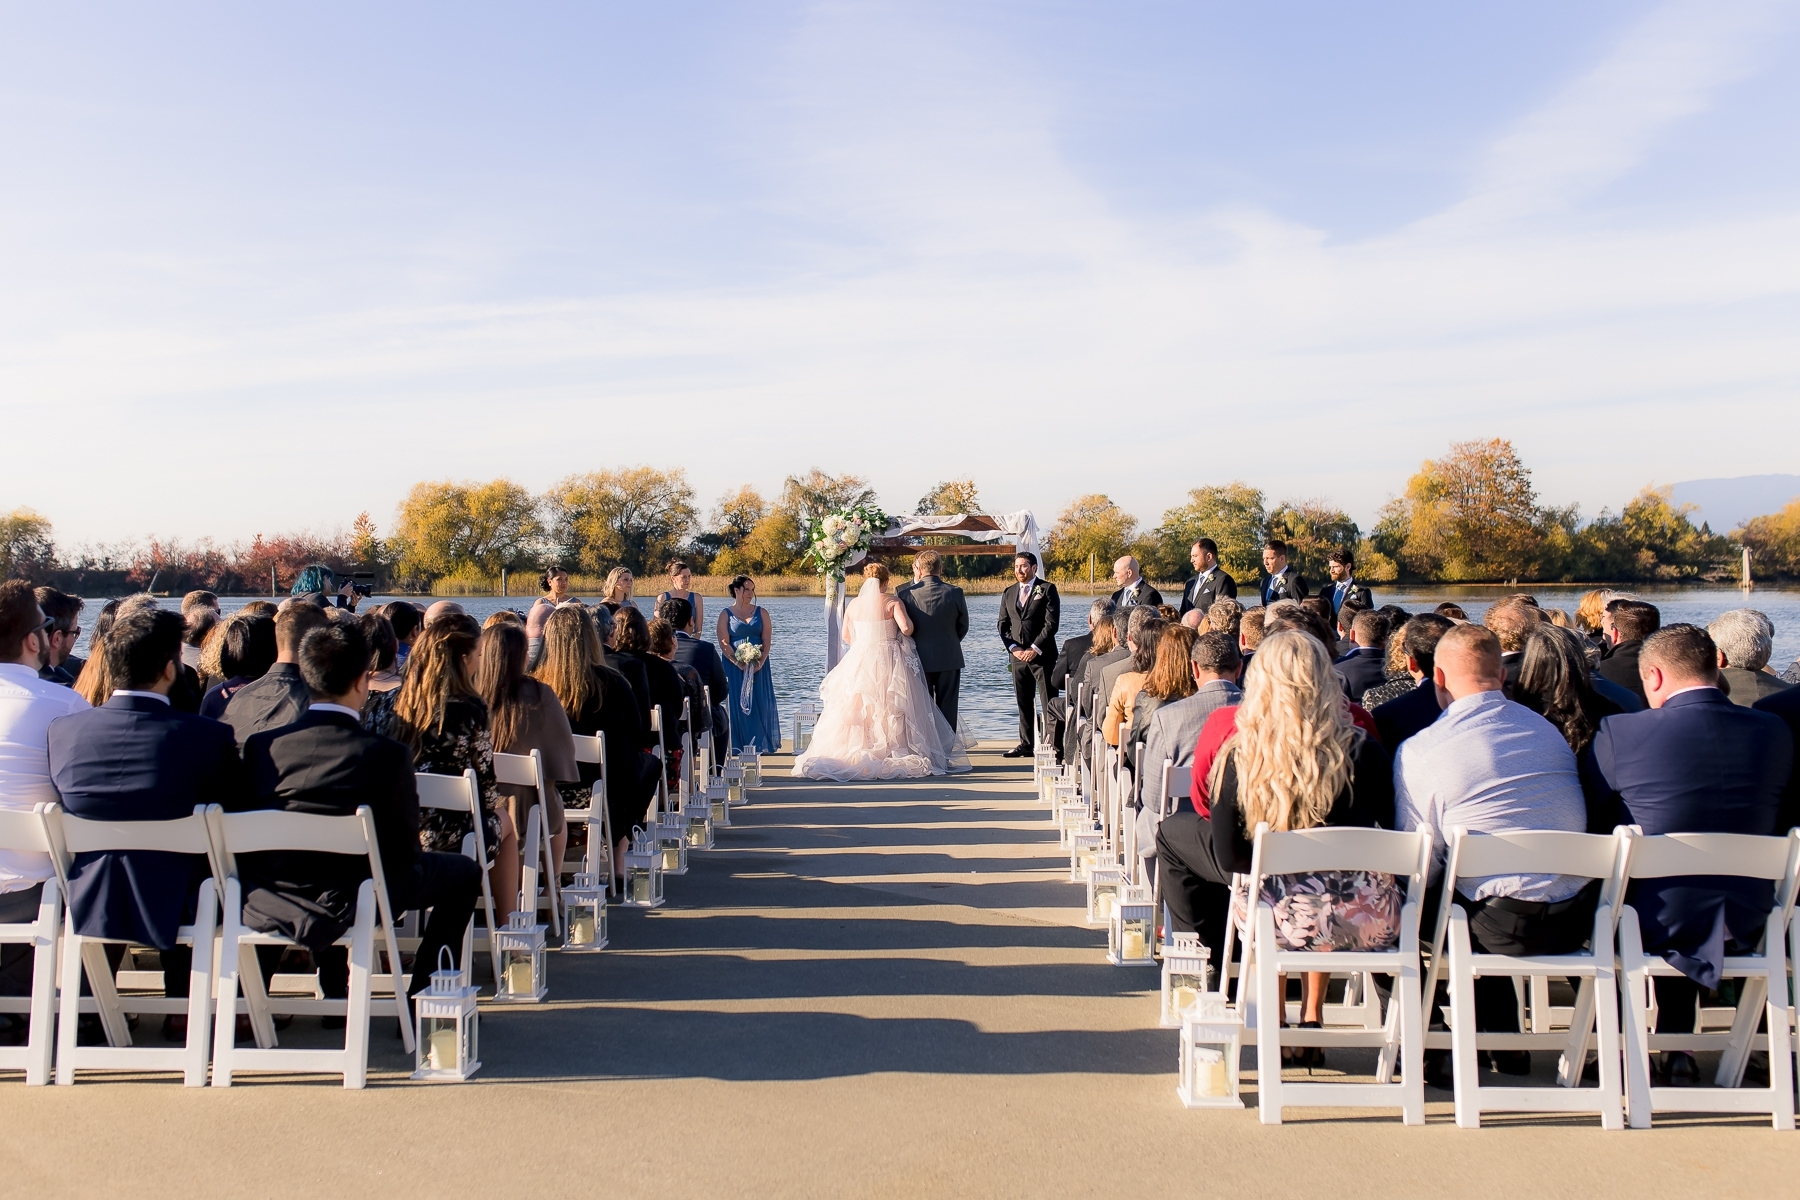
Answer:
1045, 494, 1139, 579
544, 466, 697, 575
1735, 498, 1800, 578
391, 479, 543, 584
1377, 438, 1543, 581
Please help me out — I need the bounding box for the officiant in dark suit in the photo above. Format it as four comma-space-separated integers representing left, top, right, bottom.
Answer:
898, 549, 969, 728
1259, 540, 1308, 604
1109, 556, 1162, 610
999, 552, 1059, 757
1177, 539, 1237, 617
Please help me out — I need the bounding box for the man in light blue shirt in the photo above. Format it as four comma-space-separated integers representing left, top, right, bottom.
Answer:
1394, 624, 1597, 1077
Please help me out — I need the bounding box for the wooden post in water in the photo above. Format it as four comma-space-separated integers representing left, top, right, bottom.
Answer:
1743, 547, 1753, 592
270, 565, 276, 597
1089, 552, 1095, 596
501, 569, 508, 597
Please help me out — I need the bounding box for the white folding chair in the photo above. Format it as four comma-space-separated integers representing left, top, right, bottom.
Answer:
1422, 827, 1630, 1130
0, 808, 60, 1085
40, 804, 217, 1087
206, 805, 413, 1088
414, 769, 501, 988
569, 733, 616, 897
1617, 829, 1800, 1130
1241, 823, 1431, 1125
1149, 760, 1188, 937
494, 748, 562, 938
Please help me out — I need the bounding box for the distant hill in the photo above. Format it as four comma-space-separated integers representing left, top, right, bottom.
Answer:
1668, 475, 1800, 533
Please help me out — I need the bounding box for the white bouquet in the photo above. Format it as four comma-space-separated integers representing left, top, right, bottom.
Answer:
732, 640, 764, 713
805, 503, 888, 580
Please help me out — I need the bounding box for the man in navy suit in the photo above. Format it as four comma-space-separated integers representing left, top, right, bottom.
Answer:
47, 608, 246, 1018
1371, 613, 1455, 752
1258, 540, 1307, 605
1753, 683, 1800, 836
1333, 610, 1390, 704
1323, 549, 1372, 617
1586, 623, 1791, 1083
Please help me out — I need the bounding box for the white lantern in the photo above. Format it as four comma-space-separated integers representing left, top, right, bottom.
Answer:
743, 748, 762, 789
656, 806, 689, 875
562, 873, 608, 952
1160, 932, 1211, 1027
494, 910, 548, 1002
1058, 798, 1089, 847
1177, 996, 1244, 1108
792, 703, 818, 755
724, 760, 745, 805
1068, 827, 1105, 883
682, 793, 715, 851
412, 948, 480, 1081
1086, 867, 1123, 926
707, 777, 732, 828
1108, 886, 1156, 967
1051, 777, 1077, 825
621, 827, 665, 909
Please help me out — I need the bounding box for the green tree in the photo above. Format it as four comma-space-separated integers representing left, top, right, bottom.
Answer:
391, 479, 543, 584
691, 485, 768, 571
915, 478, 981, 515
1044, 494, 1139, 579
545, 467, 697, 575
717, 470, 878, 576
1267, 499, 1359, 584
0, 508, 56, 580
1145, 483, 1267, 582
1381, 438, 1543, 580
1573, 487, 1728, 580
1736, 498, 1800, 578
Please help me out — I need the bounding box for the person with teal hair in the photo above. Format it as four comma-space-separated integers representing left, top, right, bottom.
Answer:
291, 564, 335, 597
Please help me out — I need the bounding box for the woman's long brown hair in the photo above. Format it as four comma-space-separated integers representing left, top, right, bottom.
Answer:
390, 623, 482, 751
1143, 623, 1198, 701
534, 605, 601, 717
475, 622, 529, 752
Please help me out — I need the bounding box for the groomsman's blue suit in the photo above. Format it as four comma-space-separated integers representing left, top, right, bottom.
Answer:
47, 695, 245, 950
1586, 687, 1791, 986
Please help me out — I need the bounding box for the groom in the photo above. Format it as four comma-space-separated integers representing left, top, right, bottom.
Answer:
999, 551, 1059, 758
897, 549, 969, 729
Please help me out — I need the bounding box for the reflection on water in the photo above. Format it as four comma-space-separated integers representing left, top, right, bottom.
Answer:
84, 584, 1800, 743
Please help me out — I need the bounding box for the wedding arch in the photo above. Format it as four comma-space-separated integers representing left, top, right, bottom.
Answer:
818, 510, 1042, 670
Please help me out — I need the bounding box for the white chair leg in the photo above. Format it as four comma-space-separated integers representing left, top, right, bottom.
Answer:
1530, 975, 1553, 1033
82, 940, 130, 1047
1617, 913, 1654, 1130
1592, 964, 1625, 1131
55, 926, 84, 1085
537, 803, 562, 938
1763, 936, 1794, 1132
25, 897, 57, 1086
181, 886, 215, 1087
519, 804, 541, 922
1557, 976, 1597, 1088
344, 888, 374, 1090
1254, 910, 1283, 1125
1716, 974, 1767, 1088
1448, 915, 1480, 1128
1398, 954, 1426, 1126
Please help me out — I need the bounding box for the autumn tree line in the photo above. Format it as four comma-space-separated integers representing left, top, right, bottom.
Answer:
6, 440, 1800, 596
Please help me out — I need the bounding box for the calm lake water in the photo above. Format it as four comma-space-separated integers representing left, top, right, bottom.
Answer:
83, 584, 1800, 743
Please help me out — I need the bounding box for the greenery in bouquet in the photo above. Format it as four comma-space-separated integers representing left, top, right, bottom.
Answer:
804, 503, 889, 579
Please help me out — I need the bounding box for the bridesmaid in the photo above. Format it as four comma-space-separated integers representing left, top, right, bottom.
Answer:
716, 574, 780, 755
601, 567, 635, 615
657, 559, 704, 632
526, 564, 573, 670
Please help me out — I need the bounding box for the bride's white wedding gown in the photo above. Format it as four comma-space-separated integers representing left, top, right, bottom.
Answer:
793, 580, 971, 781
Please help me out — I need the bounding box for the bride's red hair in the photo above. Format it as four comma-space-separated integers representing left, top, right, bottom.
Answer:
862, 561, 890, 585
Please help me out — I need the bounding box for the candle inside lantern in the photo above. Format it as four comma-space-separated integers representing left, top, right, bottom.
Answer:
661, 847, 680, 870
505, 959, 534, 996
1172, 985, 1198, 1013
632, 872, 651, 903
1122, 928, 1145, 960
727, 779, 742, 802
428, 1027, 459, 1071
1197, 1048, 1228, 1096
1095, 892, 1114, 920
569, 913, 595, 946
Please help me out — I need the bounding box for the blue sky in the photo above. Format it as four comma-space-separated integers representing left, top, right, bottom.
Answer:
3, 1, 1798, 546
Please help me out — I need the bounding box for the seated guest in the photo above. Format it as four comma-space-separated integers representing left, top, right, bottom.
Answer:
1046, 598, 1100, 762
1754, 681, 1800, 833
476, 622, 578, 908
1597, 598, 1660, 705
592, 605, 651, 730
1126, 623, 1197, 773
0, 583, 90, 999
1178, 539, 1237, 618
46, 607, 245, 1029
1207, 633, 1396, 1051
72, 597, 128, 706
1258, 540, 1307, 604
652, 615, 710, 750
1393, 623, 1593, 1081
1514, 625, 1623, 761
600, 567, 635, 615
1332, 599, 1366, 657
1301, 595, 1338, 644
358, 612, 403, 727
483, 610, 524, 630
1482, 599, 1540, 694
1098, 607, 1157, 728
1324, 548, 1372, 617
1587, 623, 1792, 1083
199, 614, 278, 719
1370, 614, 1455, 751
382, 601, 423, 672
660, 595, 729, 753
1574, 589, 1610, 646
1103, 613, 1163, 748
1359, 618, 1420, 711
1235, 606, 1266, 680
368, 621, 516, 916
1335, 611, 1390, 704
241, 621, 480, 998
1135, 632, 1241, 880
1205, 597, 1243, 644
612, 605, 685, 769
1063, 599, 1123, 765
422, 599, 464, 626
32, 587, 84, 686
223, 600, 329, 743
1434, 602, 1468, 622
1709, 609, 1789, 706
180, 605, 217, 673
534, 606, 660, 881
1110, 555, 1163, 610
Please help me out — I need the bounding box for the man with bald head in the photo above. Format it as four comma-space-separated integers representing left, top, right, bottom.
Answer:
423, 600, 465, 627
1394, 623, 1593, 1083
1109, 556, 1162, 611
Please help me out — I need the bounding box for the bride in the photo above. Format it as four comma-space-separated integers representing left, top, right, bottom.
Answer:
794, 561, 971, 781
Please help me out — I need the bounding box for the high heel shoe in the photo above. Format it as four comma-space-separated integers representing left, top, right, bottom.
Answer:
1298, 1020, 1326, 1069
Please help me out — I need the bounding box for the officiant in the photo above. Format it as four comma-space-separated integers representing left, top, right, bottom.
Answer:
897, 549, 969, 729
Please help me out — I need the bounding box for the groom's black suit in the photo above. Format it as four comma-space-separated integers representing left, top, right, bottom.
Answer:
897, 575, 969, 728
999, 577, 1060, 748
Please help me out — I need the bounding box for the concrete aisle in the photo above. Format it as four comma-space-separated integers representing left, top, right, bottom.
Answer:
2, 746, 1792, 1198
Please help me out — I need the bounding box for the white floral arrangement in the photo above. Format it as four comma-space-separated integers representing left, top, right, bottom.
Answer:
804, 503, 889, 580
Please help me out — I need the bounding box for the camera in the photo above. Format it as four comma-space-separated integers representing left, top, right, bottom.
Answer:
339, 571, 375, 598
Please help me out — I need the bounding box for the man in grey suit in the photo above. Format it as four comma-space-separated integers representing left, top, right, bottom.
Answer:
1135, 632, 1242, 882
897, 550, 969, 728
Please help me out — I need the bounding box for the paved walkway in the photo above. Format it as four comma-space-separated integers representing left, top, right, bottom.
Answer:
2, 746, 1794, 1197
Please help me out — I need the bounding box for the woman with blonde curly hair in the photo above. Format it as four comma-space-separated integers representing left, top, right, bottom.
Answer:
1207, 630, 1397, 1061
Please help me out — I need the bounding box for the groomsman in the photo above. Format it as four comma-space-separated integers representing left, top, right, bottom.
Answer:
1109, 557, 1162, 610
1325, 549, 1372, 616
1177, 539, 1237, 617
1259, 540, 1308, 604
999, 552, 1059, 758
897, 550, 969, 729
